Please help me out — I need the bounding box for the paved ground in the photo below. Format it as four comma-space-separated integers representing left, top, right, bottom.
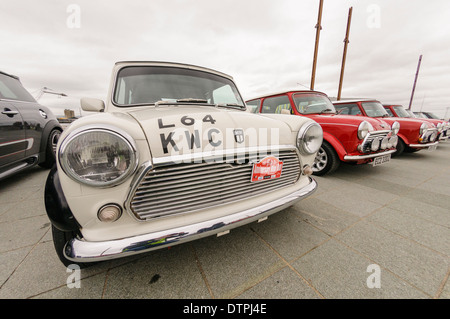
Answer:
1, 142, 449, 300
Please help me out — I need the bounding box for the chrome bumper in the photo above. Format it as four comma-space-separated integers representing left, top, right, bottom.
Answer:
408, 141, 439, 148
64, 177, 317, 263
343, 149, 396, 161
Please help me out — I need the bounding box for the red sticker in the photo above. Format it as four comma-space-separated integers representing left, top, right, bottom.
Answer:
251, 156, 283, 182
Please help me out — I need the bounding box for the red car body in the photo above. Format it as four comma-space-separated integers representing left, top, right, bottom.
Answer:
246, 91, 399, 175
332, 99, 439, 155
384, 105, 449, 141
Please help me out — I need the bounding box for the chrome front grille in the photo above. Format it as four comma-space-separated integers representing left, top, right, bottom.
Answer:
127, 149, 301, 221
361, 130, 391, 152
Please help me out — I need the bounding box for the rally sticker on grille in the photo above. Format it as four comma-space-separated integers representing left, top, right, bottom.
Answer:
251, 156, 283, 182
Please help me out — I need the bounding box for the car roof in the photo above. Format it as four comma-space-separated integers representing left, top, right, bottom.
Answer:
246, 89, 328, 101
114, 61, 233, 80
0, 70, 20, 81
332, 98, 377, 103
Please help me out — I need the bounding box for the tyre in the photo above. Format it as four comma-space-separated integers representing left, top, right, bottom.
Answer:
51, 225, 93, 268
312, 141, 340, 176
39, 129, 62, 168
392, 138, 406, 157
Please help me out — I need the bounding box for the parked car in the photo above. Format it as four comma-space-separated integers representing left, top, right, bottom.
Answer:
0, 71, 62, 180
384, 105, 449, 141
246, 91, 399, 175
333, 99, 438, 155
44, 61, 322, 267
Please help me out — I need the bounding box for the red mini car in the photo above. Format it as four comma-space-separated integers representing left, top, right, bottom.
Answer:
246, 91, 399, 175
332, 99, 439, 155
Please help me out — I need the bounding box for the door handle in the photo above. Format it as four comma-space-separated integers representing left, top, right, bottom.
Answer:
2, 109, 19, 116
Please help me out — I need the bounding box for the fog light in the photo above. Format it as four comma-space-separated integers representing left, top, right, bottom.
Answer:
380, 137, 389, 149
98, 204, 122, 222
389, 136, 398, 148
371, 138, 381, 151
303, 164, 313, 176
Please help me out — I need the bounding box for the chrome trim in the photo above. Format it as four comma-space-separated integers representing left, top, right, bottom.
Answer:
343, 149, 396, 160
408, 141, 439, 148
64, 177, 317, 262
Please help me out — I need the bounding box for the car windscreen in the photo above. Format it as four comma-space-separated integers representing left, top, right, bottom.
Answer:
292, 93, 336, 114
0, 73, 36, 102
393, 106, 411, 118
361, 102, 389, 117
113, 66, 244, 107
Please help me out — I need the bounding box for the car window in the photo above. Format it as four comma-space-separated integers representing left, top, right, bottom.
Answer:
361, 102, 389, 117
293, 93, 335, 114
0, 73, 36, 102
113, 66, 244, 107
385, 108, 394, 116
261, 95, 292, 114
246, 99, 260, 113
334, 103, 361, 115
392, 106, 410, 118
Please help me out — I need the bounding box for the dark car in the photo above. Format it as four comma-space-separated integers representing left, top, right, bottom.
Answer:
0, 71, 62, 180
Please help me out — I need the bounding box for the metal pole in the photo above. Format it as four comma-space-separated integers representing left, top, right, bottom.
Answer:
310, 0, 324, 90
408, 55, 423, 110
337, 7, 353, 101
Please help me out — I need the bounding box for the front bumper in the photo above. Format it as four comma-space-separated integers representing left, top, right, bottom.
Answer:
343, 149, 396, 161
64, 177, 317, 263
408, 141, 439, 148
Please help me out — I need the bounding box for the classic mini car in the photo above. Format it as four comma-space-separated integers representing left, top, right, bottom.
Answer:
384, 105, 449, 141
0, 71, 62, 180
333, 99, 439, 155
44, 61, 322, 267
246, 91, 399, 175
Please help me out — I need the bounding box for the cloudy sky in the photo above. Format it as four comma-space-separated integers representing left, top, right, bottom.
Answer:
1, 0, 449, 118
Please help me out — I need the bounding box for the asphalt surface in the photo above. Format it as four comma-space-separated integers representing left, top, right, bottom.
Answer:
1, 142, 449, 299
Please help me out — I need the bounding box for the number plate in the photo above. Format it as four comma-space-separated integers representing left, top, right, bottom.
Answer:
373, 154, 391, 166
251, 156, 283, 182
428, 144, 437, 152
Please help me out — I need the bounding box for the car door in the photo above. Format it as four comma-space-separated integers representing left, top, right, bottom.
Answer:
0, 101, 26, 168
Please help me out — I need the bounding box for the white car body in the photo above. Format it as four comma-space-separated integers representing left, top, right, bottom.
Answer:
45, 61, 321, 266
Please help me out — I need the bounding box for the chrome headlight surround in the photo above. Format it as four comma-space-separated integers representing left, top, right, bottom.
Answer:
297, 122, 323, 155
357, 121, 374, 140
391, 121, 400, 135
59, 125, 139, 187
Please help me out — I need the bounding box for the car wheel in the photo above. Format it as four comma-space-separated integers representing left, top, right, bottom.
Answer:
51, 225, 93, 268
312, 141, 340, 176
393, 138, 405, 157
39, 129, 61, 168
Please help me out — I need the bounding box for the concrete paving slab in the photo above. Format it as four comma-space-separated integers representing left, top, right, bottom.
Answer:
1, 141, 449, 299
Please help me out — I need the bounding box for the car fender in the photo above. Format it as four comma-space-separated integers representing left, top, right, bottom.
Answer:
44, 165, 80, 232
322, 131, 347, 161
396, 132, 412, 146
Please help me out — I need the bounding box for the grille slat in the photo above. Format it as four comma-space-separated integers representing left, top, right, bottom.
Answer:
128, 150, 301, 220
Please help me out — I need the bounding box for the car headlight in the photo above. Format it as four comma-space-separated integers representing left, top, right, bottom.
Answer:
391, 121, 400, 135
436, 122, 443, 132
357, 121, 374, 140
297, 122, 323, 154
59, 127, 138, 187
419, 122, 427, 135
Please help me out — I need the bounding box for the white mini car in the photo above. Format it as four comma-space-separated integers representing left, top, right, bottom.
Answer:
44, 61, 322, 267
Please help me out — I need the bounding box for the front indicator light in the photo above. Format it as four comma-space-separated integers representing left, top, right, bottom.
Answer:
98, 204, 122, 222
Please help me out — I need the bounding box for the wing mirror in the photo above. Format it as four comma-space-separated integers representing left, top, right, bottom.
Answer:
81, 98, 105, 112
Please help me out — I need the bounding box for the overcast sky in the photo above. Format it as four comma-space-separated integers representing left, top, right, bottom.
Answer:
1, 0, 449, 118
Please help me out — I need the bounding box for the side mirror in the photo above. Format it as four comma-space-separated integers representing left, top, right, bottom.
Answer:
81, 98, 105, 112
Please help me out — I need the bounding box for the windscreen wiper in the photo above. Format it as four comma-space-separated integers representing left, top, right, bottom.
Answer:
176, 98, 209, 103
217, 103, 245, 109
319, 108, 335, 114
